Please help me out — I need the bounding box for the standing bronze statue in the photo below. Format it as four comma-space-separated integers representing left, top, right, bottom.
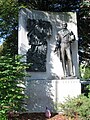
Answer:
54, 23, 75, 77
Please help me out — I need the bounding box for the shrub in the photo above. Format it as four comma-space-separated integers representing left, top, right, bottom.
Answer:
0, 54, 30, 119
83, 66, 90, 80
60, 94, 90, 120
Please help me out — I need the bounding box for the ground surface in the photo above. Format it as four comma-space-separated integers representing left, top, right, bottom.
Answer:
8, 112, 78, 120
20, 113, 66, 120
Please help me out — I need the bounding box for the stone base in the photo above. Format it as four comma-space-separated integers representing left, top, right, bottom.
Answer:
25, 79, 81, 112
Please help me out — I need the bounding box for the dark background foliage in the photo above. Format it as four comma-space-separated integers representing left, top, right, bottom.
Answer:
0, 0, 90, 65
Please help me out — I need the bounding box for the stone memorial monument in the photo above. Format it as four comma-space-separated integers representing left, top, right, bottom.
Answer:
18, 8, 81, 112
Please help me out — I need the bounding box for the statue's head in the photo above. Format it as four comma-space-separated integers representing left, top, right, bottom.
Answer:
62, 23, 67, 29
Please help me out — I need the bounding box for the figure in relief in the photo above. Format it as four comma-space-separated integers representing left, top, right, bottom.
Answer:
26, 19, 52, 72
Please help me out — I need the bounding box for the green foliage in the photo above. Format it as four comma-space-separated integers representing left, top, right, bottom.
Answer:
0, 54, 30, 119
79, 63, 90, 80
0, 45, 3, 56
18, 0, 81, 12
0, 0, 18, 38
60, 94, 90, 120
0, 0, 18, 55
79, 64, 85, 79
83, 66, 90, 79
78, 0, 90, 63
